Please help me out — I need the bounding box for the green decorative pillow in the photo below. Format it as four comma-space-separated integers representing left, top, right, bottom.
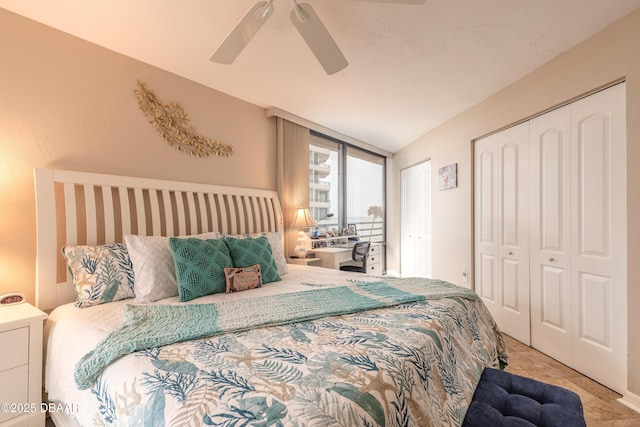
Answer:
224, 236, 281, 284
62, 243, 135, 308
169, 237, 233, 302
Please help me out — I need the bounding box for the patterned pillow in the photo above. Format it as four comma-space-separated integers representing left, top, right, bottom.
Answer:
224, 264, 262, 293
169, 238, 233, 302
62, 243, 135, 308
224, 236, 281, 284
125, 231, 221, 303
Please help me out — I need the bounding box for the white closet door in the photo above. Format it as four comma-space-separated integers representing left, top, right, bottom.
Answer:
474, 122, 530, 344
475, 134, 499, 317
400, 169, 416, 277
569, 83, 626, 393
529, 105, 573, 364
420, 161, 432, 278
476, 83, 626, 393
497, 123, 530, 343
529, 84, 627, 393
401, 161, 432, 278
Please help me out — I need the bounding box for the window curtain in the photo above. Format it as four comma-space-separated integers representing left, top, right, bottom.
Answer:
276, 117, 310, 257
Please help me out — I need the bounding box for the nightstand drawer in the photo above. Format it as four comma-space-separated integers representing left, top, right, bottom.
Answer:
0, 327, 29, 371
0, 365, 29, 423
368, 245, 380, 257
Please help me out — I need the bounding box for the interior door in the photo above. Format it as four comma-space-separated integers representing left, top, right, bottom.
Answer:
401, 166, 415, 277
474, 134, 499, 319
569, 83, 626, 393
529, 83, 627, 393
474, 122, 530, 344
529, 105, 573, 364
401, 161, 431, 278
496, 123, 530, 344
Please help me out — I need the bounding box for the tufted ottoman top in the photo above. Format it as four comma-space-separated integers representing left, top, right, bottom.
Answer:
462, 368, 586, 427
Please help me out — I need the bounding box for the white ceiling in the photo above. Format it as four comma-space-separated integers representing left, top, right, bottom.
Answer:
2, 0, 640, 153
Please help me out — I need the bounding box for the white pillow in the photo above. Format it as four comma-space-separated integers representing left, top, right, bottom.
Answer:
261, 232, 288, 276
125, 231, 221, 303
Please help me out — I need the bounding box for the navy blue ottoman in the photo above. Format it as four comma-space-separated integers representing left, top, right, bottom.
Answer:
462, 368, 586, 427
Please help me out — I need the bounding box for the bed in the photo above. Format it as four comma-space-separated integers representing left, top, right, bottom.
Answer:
35, 168, 507, 427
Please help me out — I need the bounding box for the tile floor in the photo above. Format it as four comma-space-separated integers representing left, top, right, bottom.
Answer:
503, 334, 640, 426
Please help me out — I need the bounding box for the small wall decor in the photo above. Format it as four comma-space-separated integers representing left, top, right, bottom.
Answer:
439, 163, 457, 190
134, 80, 233, 157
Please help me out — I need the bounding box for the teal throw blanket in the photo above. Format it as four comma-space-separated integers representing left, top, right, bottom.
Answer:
75, 279, 476, 389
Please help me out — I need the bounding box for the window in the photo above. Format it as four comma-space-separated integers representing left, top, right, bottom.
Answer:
346, 146, 385, 243
309, 135, 341, 231
309, 132, 385, 244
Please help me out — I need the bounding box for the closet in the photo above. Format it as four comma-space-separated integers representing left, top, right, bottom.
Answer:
474, 83, 627, 393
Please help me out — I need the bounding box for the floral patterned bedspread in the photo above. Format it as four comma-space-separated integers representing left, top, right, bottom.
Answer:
45, 270, 507, 427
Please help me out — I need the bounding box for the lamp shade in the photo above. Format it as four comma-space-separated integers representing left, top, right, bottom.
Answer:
291, 208, 317, 229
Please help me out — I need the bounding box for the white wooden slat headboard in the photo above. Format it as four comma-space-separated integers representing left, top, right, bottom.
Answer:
34, 169, 284, 311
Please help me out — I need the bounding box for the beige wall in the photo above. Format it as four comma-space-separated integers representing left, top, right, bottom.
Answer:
389, 9, 640, 396
0, 9, 276, 304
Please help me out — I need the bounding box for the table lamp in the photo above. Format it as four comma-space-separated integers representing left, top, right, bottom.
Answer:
291, 208, 316, 258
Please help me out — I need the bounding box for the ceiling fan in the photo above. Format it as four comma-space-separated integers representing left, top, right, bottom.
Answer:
210, 0, 426, 75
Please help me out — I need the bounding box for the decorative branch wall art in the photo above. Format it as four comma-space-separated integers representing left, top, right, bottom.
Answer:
134, 80, 234, 157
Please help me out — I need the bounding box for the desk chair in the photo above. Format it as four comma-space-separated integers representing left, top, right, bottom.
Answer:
340, 241, 371, 273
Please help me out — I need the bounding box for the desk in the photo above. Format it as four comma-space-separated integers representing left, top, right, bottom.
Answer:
313, 247, 353, 270
287, 257, 323, 267
313, 243, 384, 274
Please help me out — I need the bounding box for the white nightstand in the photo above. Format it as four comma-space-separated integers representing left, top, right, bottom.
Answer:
366, 243, 384, 275
287, 257, 323, 267
0, 303, 47, 427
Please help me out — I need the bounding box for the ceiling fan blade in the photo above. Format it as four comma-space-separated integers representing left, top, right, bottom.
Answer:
210, 1, 275, 64
290, 2, 348, 75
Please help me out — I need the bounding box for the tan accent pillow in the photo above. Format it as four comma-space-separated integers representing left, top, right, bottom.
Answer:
224, 264, 263, 293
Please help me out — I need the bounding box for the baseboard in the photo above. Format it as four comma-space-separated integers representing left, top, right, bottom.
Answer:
385, 269, 400, 277
618, 390, 640, 414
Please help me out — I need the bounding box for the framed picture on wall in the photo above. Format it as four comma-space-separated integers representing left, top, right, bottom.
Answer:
439, 163, 457, 190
